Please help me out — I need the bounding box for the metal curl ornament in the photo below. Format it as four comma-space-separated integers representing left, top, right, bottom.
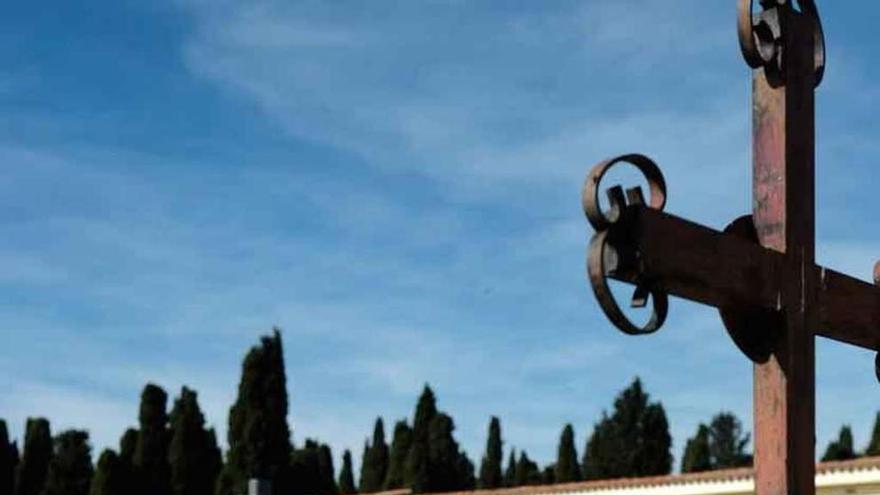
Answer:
583, 154, 669, 336
582, 154, 667, 231
737, 0, 826, 87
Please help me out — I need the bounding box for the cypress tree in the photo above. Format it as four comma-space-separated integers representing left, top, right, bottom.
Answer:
168, 387, 222, 495
582, 414, 611, 480
404, 386, 436, 491
357, 442, 369, 492
118, 431, 136, 467
1, 420, 19, 495
116, 430, 136, 495
134, 384, 171, 495
404, 439, 429, 494
14, 418, 52, 495
317, 444, 337, 495
290, 440, 319, 495
541, 465, 555, 485
680, 424, 711, 473
426, 414, 457, 492
411, 387, 437, 442
865, 412, 880, 456
502, 450, 516, 487
822, 426, 856, 462
454, 452, 475, 491
477, 417, 502, 489
338, 450, 356, 494
708, 412, 751, 468
359, 419, 388, 493
513, 452, 540, 487
219, 329, 293, 495
40, 430, 92, 495
581, 378, 671, 479
89, 450, 123, 495
383, 421, 411, 490
290, 440, 335, 495
640, 402, 673, 475
554, 424, 580, 483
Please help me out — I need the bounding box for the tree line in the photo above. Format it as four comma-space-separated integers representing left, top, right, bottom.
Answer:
2, 329, 880, 495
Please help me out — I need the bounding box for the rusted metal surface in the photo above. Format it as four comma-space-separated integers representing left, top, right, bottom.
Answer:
583, 154, 669, 335
737, 0, 826, 87
751, 7, 817, 494
817, 269, 880, 350
581, 2, 880, 495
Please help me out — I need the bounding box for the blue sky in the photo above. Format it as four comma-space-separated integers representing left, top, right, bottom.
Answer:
2, 0, 880, 474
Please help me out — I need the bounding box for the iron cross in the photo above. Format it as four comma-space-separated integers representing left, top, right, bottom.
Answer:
582, 2, 879, 494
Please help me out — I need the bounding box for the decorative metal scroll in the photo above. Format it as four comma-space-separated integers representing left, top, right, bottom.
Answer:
737, 0, 826, 86
582, 154, 669, 335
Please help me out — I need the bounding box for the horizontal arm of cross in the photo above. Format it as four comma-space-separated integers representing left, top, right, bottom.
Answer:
598, 205, 880, 350
817, 269, 880, 349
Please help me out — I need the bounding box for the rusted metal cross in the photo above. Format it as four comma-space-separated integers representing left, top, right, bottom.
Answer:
582, 2, 880, 494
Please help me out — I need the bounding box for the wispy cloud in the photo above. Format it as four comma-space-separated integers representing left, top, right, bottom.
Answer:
3, 0, 880, 474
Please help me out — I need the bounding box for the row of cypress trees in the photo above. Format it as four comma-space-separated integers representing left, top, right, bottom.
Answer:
5, 329, 880, 495
357, 387, 475, 495
0, 383, 221, 495
462, 378, 673, 490
819, 421, 880, 463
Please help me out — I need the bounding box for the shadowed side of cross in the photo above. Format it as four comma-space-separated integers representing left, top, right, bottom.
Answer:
581, 2, 879, 495
582, 154, 880, 360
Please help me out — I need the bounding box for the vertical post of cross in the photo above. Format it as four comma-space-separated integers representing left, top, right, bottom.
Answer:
751, 7, 818, 495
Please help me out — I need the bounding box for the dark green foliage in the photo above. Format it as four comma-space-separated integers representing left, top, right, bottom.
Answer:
454, 452, 475, 491
541, 465, 555, 485
403, 437, 429, 494
477, 417, 502, 489
401, 387, 473, 493
865, 413, 880, 456
359, 419, 388, 493
707, 412, 751, 468
15, 418, 52, 495
168, 387, 222, 495
554, 424, 580, 483
425, 414, 458, 492
426, 412, 474, 491
317, 445, 336, 495
40, 430, 92, 495
338, 450, 356, 494
1, 420, 19, 495
383, 421, 411, 490
289, 440, 336, 495
404, 386, 436, 492
503, 450, 516, 487
680, 424, 712, 473
118, 431, 136, 467
134, 384, 171, 495
822, 426, 856, 462
411, 387, 437, 443
513, 452, 540, 487
89, 450, 123, 495
680, 412, 751, 472
219, 329, 293, 495
582, 378, 672, 479
289, 441, 319, 495
116, 430, 137, 495
582, 413, 610, 480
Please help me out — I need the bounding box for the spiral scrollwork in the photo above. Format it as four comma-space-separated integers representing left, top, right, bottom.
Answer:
583, 154, 669, 336
737, 0, 826, 87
